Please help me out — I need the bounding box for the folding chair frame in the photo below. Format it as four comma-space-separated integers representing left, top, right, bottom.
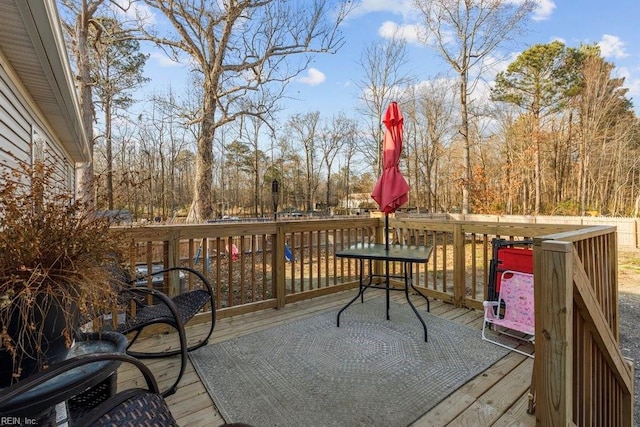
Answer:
482, 270, 535, 358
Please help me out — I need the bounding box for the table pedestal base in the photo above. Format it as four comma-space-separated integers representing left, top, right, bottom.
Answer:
337, 258, 430, 341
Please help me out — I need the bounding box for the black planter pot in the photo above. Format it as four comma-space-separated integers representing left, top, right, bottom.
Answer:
0, 297, 75, 387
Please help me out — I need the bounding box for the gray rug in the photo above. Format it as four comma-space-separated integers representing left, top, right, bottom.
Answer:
190, 298, 510, 427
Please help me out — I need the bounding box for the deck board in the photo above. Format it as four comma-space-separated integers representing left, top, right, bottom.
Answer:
449, 358, 534, 426
117, 290, 536, 426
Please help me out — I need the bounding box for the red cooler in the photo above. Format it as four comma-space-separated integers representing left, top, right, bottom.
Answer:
495, 247, 533, 292
488, 239, 533, 301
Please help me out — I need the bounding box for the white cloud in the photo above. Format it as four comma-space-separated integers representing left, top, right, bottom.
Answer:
378, 21, 421, 45
363, 0, 553, 46
482, 52, 521, 75
506, 0, 555, 21
299, 68, 326, 86
531, 0, 556, 21
349, 0, 416, 20
616, 66, 631, 79
357, 0, 556, 22
598, 34, 629, 59
614, 66, 640, 100
150, 51, 183, 68
109, 0, 156, 26
626, 79, 640, 101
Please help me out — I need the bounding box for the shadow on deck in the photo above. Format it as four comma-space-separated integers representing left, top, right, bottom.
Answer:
118, 290, 536, 427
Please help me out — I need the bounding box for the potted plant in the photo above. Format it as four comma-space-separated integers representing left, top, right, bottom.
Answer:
0, 161, 125, 386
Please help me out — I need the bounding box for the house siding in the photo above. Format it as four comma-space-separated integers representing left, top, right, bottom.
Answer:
0, 50, 75, 192
0, 61, 31, 169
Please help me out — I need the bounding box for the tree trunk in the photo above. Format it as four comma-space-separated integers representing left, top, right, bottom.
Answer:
105, 97, 113, 210
75, 4, 95, 208
187, 103, 215, 222
460, 72, 471, 214
254, 157, 259, 218
534, 112, 541, 214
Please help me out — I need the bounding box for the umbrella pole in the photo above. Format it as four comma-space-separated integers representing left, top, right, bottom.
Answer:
385, 214, 389, 250
385, 213, 390, 320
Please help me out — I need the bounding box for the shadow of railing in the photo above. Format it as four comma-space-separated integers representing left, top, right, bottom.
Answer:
112, 217, 634, 425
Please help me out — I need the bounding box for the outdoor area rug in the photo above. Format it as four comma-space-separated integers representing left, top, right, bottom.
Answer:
189, 298, 511, 427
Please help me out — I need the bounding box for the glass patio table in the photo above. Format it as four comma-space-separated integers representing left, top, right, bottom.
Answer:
335, 243, 433, 341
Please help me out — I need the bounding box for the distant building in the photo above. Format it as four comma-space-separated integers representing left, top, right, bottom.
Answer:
338, 193, 376, 213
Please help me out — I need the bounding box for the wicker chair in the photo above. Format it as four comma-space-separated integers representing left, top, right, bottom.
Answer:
113, 266, 216, 396
0, 352, 178, 426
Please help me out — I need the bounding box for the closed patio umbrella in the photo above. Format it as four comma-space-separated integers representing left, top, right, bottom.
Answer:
371, 101, 409, 249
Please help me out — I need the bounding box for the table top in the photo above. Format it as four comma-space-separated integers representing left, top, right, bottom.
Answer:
2, 331, 127, 412
335, 243, 433, 263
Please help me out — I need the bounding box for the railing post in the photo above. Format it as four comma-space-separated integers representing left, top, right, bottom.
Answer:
274, 223, 286, 309
452, 223, 465, 308
167, 227, 181, 295
535, 240, 573, 426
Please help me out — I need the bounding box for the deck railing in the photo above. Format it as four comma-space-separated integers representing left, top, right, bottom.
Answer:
535, 227, 634, 425
112, 216, 634, 425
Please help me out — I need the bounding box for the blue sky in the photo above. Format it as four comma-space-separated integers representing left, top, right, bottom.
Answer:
136, 0, 640, 117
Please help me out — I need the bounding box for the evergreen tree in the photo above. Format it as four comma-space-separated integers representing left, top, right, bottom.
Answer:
491, 41, 576, 213
92, 18, 148, 209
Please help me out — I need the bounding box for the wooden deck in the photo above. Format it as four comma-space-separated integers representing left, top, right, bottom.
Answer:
119, 290, 536, 426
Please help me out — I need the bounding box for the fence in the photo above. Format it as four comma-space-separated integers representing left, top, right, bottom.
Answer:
113, 215, 633, 425
446, 213, 640, 249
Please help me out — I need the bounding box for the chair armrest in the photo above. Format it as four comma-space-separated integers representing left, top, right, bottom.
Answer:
135, 266, 216, 319
0, 353, 159, 416
135, 267, 215, 302
483, 300, 500, 320
119, 286, 178, 310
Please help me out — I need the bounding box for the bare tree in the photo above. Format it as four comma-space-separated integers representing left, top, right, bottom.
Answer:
288, 112, 322, 212
274, 134, 303, 211
141, 89, 195, 218
318, 113, 357, 210
337, 122, 360, 213
356, 34, 413, 175
572, 47, 634, 215
404, 79, 456, 212
414, 0, 535, 213
59, 0, 145, 207
91, 18, 148, 210
224, 140, 253, 213
143, 0, 353, 222
238, 113, 270, 217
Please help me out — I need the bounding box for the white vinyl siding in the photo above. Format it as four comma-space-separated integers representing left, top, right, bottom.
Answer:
0, 54, 76, 193
0, 60, 32, 170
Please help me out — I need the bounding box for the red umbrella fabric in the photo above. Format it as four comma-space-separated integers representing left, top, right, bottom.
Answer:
371, 102, 409, 214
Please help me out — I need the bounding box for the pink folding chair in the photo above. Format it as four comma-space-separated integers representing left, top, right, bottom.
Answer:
482, 270, 535, 358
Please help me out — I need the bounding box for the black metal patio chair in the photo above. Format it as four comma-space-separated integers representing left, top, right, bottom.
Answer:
111, 265, 216, 396
0, 352, 178, 426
